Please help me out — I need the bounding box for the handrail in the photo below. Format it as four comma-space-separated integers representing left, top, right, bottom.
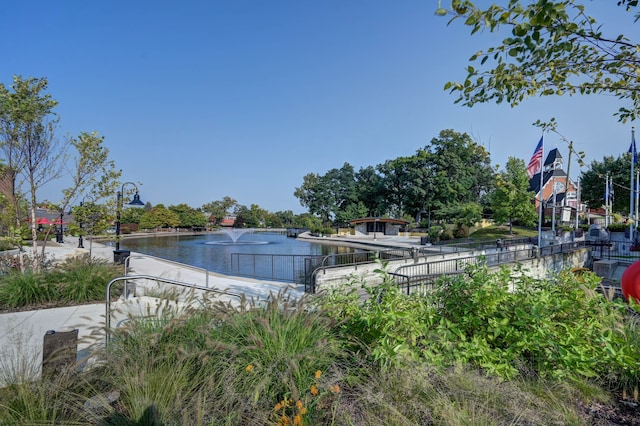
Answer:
124, 254, 210, 287
105, 275, 242, 346
310, 241, 588, 294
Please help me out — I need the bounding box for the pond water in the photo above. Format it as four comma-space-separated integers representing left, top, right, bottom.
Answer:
118, 231, 356, 277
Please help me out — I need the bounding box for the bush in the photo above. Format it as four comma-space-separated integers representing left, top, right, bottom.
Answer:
0, 271, 56, 308
608, 222, 628, 232
47, 254, 122, 303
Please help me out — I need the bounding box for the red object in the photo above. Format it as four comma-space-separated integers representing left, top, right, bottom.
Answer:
52, 218, 66, 225
36, 217, 51, 225
621, 260, 640, 301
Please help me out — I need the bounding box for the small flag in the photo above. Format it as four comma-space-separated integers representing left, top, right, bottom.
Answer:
630, 133, 638, 164
527, 137, 544, 179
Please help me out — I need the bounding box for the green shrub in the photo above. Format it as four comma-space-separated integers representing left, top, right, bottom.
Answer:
320, 261, 640, 391
48, 254, 122, 303
0, 271, 56, 308
607, 222, 628, 232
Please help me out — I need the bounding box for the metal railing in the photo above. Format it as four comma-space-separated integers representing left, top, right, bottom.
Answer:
124, 254, 210, 287
231, 248, 414, 289
105, 275, 242, 346
230, 253, 314, 283
390, 241, 588, 296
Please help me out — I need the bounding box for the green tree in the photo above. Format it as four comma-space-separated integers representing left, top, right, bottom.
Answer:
294, 163, 359, 223
426, 129, 494, 217
202, 196, 237, 225
168, 203, 208, 229
490, 157, 537, 234
377, 156, 415, 218
580, 155, 632, 214
234, 203, 268, 228
355, 165, 386, 217
444, 1, 640, 121
0, 76, 63, 268
69, 201, 111, 237
49, 131, 121, 252
139, 205, 180, 230
120, 204, 146, 225
437, 201, 483, 237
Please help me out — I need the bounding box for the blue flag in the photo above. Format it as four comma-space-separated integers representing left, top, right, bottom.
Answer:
629, 134, 637, 164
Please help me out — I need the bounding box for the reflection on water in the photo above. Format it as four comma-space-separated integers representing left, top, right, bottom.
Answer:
120, 232, 356, 276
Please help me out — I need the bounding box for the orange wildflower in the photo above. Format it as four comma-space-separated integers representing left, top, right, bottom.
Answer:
314, 370, 322, 379
310, 384, 319, 396
330, 384, 341, 393
274, 402, 283, 411
245, 364, 253, 372
296, 400, 304, 410
293, 414, 303, 425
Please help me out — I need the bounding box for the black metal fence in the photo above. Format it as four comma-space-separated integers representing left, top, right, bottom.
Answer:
230, 253, 316, 283
231, 240, 588, 293
390, 241, 587, 296
230, 248, 414, 290
588, 239, 640, 261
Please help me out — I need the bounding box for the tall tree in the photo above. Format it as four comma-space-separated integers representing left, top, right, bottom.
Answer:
294, 163, 358, 223
202, 196, 237, 225
580, 154, 632, 214
354, 165, 386, 217
444, 1, 640, 121
490, 157, 537, 234
168, 203, 208, 229
425, 129, 494, 218
47, 131, 121, 254
0, 76, 63, 268
139, 204, 180, 230
377, 156, 416, 218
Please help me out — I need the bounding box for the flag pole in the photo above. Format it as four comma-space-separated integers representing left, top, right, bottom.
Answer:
630, 127, 636, 242
537, 136, 544, 248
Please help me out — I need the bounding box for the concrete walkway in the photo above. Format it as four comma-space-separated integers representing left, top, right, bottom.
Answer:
0, 238, 303, 384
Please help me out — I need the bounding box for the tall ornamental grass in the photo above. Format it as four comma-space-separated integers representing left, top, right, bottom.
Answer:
0, 254, 121, 309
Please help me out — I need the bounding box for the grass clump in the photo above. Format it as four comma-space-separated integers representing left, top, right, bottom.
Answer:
0, 253, 121, 310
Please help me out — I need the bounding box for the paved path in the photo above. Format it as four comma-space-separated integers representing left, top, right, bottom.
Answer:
0, 238, 303, 385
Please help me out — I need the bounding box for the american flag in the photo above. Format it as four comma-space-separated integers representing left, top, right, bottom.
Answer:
527, 137, 543, 179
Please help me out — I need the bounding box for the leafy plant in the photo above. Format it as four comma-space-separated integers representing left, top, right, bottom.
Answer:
0, 271, 55, 308
48, 254, 121, 303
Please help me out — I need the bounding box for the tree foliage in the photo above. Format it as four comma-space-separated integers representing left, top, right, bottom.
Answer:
0, 76, 62, 268
293, 130, 493, 228
202, 196, 237, 225
139, 204, 180, 230
444, 0, 640, 121
580, 154, 633, 214
490, 157, 537, 233
168, 203, 208, 229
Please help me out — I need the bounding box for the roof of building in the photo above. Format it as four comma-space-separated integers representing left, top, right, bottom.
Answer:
349, 217, 410, 225
544, 148, 563, 166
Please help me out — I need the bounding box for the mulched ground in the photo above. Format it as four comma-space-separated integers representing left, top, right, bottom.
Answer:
580, 396, 640, 425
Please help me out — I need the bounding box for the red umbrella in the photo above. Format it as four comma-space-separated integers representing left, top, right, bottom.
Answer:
52, 218, 67, 225
36, 217, 51, 225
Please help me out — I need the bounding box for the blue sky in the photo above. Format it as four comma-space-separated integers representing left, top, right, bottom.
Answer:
1, 1, 637, 213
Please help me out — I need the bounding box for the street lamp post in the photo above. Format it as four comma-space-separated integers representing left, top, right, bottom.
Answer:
114, 182, 144, 262
77, 201, 84, 248
56, 211, 64, 243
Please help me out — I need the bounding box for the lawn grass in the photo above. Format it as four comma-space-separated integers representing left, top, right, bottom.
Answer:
470, 224, 539, 240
